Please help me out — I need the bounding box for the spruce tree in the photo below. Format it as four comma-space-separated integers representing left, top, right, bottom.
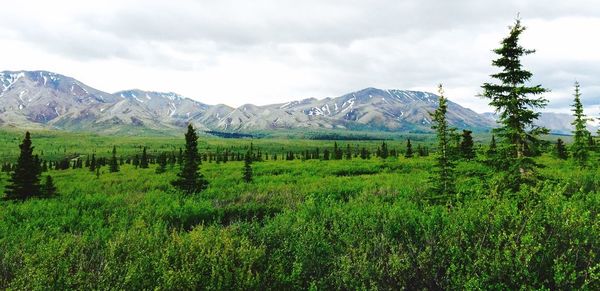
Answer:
555, 138, 568, 160
156, 152, 167, 174
243, 150, 253, 183
360, 147, 368, 159
171, 124, 208, 194
177, 148, 183, 167
5, 132, 42, 200
486, 135, 498, 158
133, 154, 140, 168
381, 141, 389, 159
587, 134, 596, 151
333, 142, 344, 160
140, 147, 149, 169
430, 85, 456, 200
404, 139, 413, 158
109, 146, 119, 173
481, 18, 548, 190
459, 130, 475, 160
89, 154, 96, 172
345, 144, 352, 160
41, 175, 57, 197
570, 82, 589, 167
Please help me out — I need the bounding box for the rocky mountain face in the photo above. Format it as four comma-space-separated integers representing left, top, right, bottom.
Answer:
0, 70, 496, 134
217, 88, 495, 131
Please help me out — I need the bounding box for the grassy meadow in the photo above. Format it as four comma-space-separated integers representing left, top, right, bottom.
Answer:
0, 130, 598, 290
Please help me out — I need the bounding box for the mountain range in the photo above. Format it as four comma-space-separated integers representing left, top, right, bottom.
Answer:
0, 70, 591, 135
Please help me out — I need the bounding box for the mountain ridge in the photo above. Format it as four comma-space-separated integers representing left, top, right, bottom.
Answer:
7, 69, 587, 135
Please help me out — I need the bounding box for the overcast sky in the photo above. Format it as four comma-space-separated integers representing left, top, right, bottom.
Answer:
1, 0, 599, 114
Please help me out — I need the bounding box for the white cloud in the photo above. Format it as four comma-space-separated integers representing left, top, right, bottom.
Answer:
0, 0, 599, 112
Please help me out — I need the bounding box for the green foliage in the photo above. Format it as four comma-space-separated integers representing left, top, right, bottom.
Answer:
460, 130, 475, 160
571, 82, 590, 167
0, 157, 597, 289
89, 154, 97, 172
171, 124, 208, 194
404, 139, 413, 158
380, 141, 389, 159
430, 85, 456, 201
345, 144, 352, 160
155, 152, 167, 174
109, 146, 120, 173
0, 129, 598, 290
243, 150, 253, 183
4, 132, 42, 200
41, 175, 57, 197
486, 135, 497, 159
481, 18, 549, 191
555, 138, 569, 160
140, 147, 149, 169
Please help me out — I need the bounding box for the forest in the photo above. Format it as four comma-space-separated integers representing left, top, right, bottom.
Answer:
0, 20, 598, 290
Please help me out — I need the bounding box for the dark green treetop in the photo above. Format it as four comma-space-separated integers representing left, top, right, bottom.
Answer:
404, 139, 413, 158
459, 130, 475, 160
109, 146, 120, 173
171, 124, 208, 194
4, 132, 42, 200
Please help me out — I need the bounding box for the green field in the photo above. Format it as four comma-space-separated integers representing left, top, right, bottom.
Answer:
0, 130, 598, 290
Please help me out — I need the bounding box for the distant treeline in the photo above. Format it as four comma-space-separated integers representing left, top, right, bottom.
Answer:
308, 133, 385, 141
204, 131, 256, 139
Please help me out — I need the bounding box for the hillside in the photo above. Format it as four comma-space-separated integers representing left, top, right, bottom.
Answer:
0, 70, 494, 133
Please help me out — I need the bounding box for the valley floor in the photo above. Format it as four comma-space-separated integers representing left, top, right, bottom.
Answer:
0, 132, 598, 289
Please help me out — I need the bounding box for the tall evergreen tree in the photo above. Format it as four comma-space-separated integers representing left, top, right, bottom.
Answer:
404, 139, 413, 158
132, 154, 140, 168
430, 85, 456, 200
177, 148, 183, 167
481, 19, 548, 190
323, 149, 330, 160
345, 144, 352, 160
459, 130, 475, 160
333, 142, 343, 160
109, 146, 120, 173
570, 82, 589, 167
41, 175, 57, 197
360, 147, 368, 159
4, 132, 42, 200
486, 135, 498, 158
555, 138, 568, 160
89, 154, 96, 172
140, 147, 149, 169
171, 124, 208, 194
587, 133, 596, 151
243, 150, 253, 183
380, 141, 389, 159
155, 152, 167, 174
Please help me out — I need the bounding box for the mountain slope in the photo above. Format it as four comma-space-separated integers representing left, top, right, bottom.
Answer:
483, 112, 599, 135
217, 88, 495, 131
1, 70, 498, 133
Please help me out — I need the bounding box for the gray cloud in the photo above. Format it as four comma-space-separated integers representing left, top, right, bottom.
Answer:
0, 0, 599, 111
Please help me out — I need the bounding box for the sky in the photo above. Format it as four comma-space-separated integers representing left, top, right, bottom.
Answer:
0, 0, 599, 114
